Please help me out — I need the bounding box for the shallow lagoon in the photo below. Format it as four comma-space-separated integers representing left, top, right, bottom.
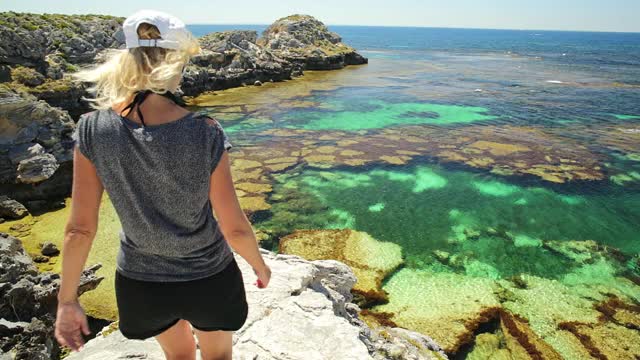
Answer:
195, 46, 640, 356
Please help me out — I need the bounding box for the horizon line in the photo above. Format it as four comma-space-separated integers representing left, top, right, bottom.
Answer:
187, 22, 640, 35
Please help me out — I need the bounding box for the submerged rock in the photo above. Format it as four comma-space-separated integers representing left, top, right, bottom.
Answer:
499, 310, 564, 359
361, 232, 640, 359
372, 268, 502, 355
249, 123, 605, 184
65, 249, 447, 360
279, 229, 404, 306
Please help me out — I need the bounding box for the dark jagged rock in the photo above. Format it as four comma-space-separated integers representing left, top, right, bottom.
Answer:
258, 14, 368, 70
10, 66, 45, 86
0, 84, 76, 209
0, 196, 28, 219
181, 30, 297, 96
0, 232, 103, 359
0, 12, 122, 116
40, 242, 60, 256
11, 78, 88, 118
199, 30, 259, 51
0, 12, 124, 70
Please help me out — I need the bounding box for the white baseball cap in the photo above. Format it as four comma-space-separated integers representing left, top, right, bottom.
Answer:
123, 9, 189, 50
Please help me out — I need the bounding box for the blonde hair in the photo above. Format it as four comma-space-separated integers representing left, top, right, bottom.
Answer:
73, 22, 201, 110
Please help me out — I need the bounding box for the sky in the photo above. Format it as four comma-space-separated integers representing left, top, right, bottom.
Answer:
0, 0, 637, 33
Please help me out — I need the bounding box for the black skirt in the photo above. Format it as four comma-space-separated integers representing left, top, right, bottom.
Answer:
114, 256, 249, 340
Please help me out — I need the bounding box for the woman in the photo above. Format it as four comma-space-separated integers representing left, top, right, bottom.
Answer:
54, 9, 271, 360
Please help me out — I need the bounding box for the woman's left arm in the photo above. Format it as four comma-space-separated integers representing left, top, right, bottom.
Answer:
55, 145, 103, 351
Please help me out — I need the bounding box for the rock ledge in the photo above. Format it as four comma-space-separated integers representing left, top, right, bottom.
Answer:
65, 249, 447, 360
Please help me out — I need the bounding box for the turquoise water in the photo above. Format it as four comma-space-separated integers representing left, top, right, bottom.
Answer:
191, 25, 640, 357
281, 100, 497, 130
265, 164, 640, 266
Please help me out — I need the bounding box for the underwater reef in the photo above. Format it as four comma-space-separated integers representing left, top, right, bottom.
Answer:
277, 226, 640, 358
279, 229, 403, 306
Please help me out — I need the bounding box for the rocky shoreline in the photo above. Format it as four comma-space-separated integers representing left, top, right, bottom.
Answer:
0, 11, 367, 218
0, 230, 447, 360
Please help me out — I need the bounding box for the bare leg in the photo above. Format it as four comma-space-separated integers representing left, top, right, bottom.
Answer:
191, 326, 233, 360
154, 319, 197, 360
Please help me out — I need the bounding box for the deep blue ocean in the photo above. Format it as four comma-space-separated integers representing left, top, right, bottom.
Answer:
188, 24, 640, 80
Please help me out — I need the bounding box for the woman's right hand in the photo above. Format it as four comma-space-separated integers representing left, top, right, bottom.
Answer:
253, 263, 271, 288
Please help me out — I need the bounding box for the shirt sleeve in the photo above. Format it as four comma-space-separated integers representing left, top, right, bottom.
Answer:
206, 116, 232, 174
71, 113, 94, 163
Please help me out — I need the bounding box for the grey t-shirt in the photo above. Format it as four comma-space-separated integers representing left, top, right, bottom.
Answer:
71, 108, 234, 282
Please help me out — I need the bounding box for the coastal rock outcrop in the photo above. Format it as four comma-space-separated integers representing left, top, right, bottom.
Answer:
0, 232, 103, 360
0, 12, 368, 114
181, 30, 296, 96
0, 12, 124, 69
64, 249, 447, 360
258, 14, 368, 70
0, 12, 123, 116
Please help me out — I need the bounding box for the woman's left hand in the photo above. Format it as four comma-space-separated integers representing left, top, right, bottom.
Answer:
54, 300, 91, 352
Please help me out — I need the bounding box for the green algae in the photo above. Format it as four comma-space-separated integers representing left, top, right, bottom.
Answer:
328, 208, 357, 228
514, 197, 528, 205
368, 202, 385, 212
610, 172, 640, 185
513, 234, 543, 247
412, 167, 449, 191
0, 195, 123, 320
455, 234, 575, 279
282, 100, 497, 131
310, 171, 374, 188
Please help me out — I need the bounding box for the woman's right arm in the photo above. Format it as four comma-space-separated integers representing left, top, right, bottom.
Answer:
209, 150, 271, 288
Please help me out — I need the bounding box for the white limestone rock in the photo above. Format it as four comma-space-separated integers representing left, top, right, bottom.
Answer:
65, 249, 447, 360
